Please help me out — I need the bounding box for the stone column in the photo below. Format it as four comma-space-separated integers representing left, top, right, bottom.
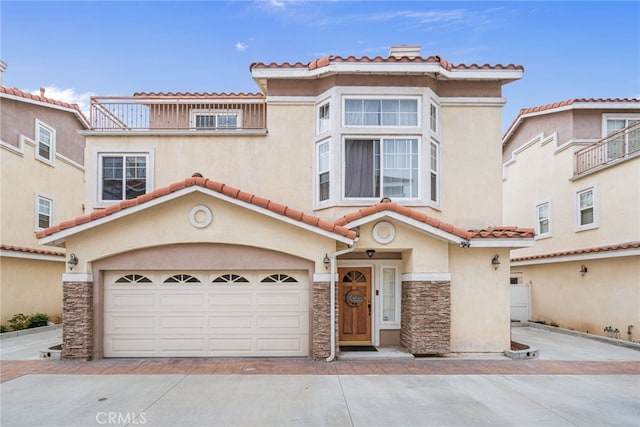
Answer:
312, 281, 340, 360
400, 280, 451, 354
61, 281, 94, 360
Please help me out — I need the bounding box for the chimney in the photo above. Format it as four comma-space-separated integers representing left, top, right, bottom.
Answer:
40, 87, 46, 97
0, 61, 6, 86
389, 45, 421, 59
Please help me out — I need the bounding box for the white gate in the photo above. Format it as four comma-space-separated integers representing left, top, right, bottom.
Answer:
510, 284, 530, 322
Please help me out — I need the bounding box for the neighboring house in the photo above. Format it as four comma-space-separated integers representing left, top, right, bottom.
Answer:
36, 46, 533, 361
0, 62, 89, 326
502, 98, 640, 342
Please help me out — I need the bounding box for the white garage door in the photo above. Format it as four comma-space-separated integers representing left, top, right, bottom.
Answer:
104, 271, 309, 357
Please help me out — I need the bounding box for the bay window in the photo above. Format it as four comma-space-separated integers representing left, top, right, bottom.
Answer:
317, 102, 330, 134
345, 138, 418, 199
317, 141, 330, 202
344, 99, 418, 126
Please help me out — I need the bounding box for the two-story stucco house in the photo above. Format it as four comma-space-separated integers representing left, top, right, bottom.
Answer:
502, 98, 640, 342
37, 46, 533, 360
0, 62, 89, 326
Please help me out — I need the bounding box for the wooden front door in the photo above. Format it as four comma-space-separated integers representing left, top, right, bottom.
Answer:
338, 267, 372, 344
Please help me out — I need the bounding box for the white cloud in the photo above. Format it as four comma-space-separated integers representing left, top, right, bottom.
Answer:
235, 42, 249, 52
29, 85, 94, 116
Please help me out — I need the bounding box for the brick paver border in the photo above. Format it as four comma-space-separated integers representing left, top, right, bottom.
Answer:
2, 359, 639, 383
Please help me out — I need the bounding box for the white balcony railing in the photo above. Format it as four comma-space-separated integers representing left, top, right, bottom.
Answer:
575, 120, 640, 175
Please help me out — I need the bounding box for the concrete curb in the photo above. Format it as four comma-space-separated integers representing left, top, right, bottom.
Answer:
0, 324, 62, 340
513, 321, 640, 351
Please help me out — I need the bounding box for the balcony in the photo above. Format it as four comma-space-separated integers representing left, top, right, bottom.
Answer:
574, 120, 640, 176
89, 93, 267, 133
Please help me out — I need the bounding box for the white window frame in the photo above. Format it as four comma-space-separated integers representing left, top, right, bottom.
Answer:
342, 97, 420, 128
96, 151, 153, 205
535, 201, 552, 239
429, 101, 439, 135
575, 185, 598, 231
602, 114, 640, 160
316, 101, 330, 135
34, 194, 53, 230
316, 140, 331, 203
429, 141, 439, 204
35, 119, 55, 164
189, 109, 242, 129
342, 136, 421, 201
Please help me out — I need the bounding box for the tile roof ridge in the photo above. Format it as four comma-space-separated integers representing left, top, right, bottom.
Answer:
132, 92, 265, 98
0, 85, 83, 111
512, 241, 640, 262
36, 174, 357, 241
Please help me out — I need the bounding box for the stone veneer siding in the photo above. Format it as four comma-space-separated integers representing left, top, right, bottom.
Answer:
400, 280, 451, 354
312, 281, 339, 360
61, 281, 94, 360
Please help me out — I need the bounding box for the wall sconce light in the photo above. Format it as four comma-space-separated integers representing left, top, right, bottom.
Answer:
580, 265, 588, 276
67, 253, 78, 270
323, 253, 330, 270
366, 249, 376, 258
491, 254, 500, 270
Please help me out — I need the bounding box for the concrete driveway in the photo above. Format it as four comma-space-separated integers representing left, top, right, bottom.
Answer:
1, 325, 639, 427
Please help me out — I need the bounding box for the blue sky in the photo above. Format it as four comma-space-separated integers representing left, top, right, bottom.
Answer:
2, 1, 639, 131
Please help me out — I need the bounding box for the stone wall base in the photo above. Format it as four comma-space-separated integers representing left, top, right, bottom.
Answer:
400, 280, 451, 354
61, 281, 94, 360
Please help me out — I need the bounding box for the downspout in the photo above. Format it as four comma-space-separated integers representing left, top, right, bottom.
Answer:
325, 244, 357, 362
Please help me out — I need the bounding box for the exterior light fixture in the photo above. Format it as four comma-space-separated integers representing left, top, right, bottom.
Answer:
366, 249, 376, 258
68, 253, 78, 270
459, 241, 470, 248
580, 265, 588, 276
323, 254, 330, 270
491, 254, 500, 270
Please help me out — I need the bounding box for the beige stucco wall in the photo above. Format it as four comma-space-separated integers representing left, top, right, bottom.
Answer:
62, 191, 337, 275
449, 246, 511, 352
441, 105, 504, 229
1, 134, 85, 248
503, 132, 640, 257
84, 103, 314, 211
0, 257, 63, 324
515, 257, 640, 342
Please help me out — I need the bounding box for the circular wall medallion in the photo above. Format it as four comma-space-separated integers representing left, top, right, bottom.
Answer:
372, 221, 396, 244
189, 205, 213, 228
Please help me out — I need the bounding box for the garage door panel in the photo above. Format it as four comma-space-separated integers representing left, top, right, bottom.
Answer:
104, 270, 309, 358
207, 315, 254, 330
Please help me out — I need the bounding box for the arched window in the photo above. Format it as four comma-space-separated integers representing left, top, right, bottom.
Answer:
260, 274, 298, 283
342, 270, 367, 283
212, 274, 250, 283
115, 274, 152, 284
163, 274, 201, 284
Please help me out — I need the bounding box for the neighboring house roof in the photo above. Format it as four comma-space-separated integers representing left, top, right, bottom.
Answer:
0, 244, 64, 257
511, 241, 640, 263
335, 200, 534, 245
36, 175, 358, 245
250, 54, 524, 72
503, 98, 640, 143
132, 92, 264, 99
0, 86, 90, 128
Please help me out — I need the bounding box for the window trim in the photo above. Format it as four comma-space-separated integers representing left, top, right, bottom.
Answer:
429, 101, 440, 135
575, 185, 598, 232
95, 151, 153, 206
35, 119, 55, 164
34, 194, 53, 231
535, 201, 552, 239
342, 96, 420, 128
189, 108, 243, 129
429, 141, 439, 204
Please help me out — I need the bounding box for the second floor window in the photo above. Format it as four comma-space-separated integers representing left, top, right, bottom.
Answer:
317, 102, 330, 134
101, 155, 147, 201
191, 110, 241, 129
345, 138, 418, 199
36, 195, 52, 229
576, 187, 597, 230
344, 99, 418, 127
536, 202, 551, 237
606, 118, 640, 159
317, 141, 330, 202
36, 121, 55, 163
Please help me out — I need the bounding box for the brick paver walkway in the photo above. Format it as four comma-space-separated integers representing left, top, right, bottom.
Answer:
2, 358, 639, 383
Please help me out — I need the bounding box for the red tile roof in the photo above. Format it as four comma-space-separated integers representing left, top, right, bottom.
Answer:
251, 54, 524, 72
1, 244, 65, 257
334, 201, 534, 240
36, 176, 358, 241
511, 242, 640, 262
504, 98, 640, 140
1, 86, 83, 112
133, 92, 264, 99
